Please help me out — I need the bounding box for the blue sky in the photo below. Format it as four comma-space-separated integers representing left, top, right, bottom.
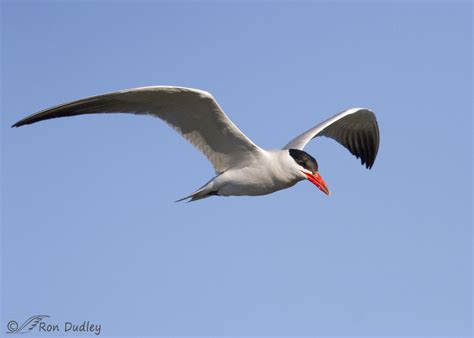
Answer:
1, 1, 472, 337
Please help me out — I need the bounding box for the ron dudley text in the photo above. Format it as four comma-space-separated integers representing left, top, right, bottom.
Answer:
39, 320, 101, 335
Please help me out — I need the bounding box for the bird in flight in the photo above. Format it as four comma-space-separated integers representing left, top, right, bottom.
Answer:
12, 86, 380, 202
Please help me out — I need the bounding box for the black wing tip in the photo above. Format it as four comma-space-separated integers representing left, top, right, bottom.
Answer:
11, 118, 30, 128
12, 117, 41, 128
362, 154, 376, 169
12, 121, 29, 128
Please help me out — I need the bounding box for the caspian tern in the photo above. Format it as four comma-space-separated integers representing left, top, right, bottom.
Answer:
12, 86, 380, 201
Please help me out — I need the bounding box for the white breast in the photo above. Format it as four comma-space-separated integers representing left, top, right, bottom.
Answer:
212, 150, 304, 196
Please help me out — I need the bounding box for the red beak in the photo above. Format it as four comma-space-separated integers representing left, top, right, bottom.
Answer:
304, 172, 330, 196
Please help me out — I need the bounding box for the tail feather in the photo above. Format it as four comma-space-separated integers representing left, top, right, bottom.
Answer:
175, 175, 220, 202
175, 190, 218, 203
174, 194, 194, 203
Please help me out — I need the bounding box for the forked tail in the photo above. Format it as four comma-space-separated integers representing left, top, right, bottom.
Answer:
175, 176, 219, 202
175, 190, 219, 202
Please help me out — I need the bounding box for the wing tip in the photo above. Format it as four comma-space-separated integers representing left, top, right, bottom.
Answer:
12, 120, 30, 128
12, 117, 33, 128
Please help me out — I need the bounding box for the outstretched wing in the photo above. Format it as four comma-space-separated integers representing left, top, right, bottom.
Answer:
12, 86, 263, 173
283, 108, 380, 169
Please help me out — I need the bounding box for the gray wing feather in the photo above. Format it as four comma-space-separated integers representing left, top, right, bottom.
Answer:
12, 86, 262, 173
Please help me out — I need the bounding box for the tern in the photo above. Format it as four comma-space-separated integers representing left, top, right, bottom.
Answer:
12, 86, 380, 201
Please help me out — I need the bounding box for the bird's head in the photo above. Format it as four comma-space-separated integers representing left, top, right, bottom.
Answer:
289, 149, 330, 196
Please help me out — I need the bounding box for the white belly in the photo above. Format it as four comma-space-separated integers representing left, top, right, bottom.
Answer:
213, 165, 301, 197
